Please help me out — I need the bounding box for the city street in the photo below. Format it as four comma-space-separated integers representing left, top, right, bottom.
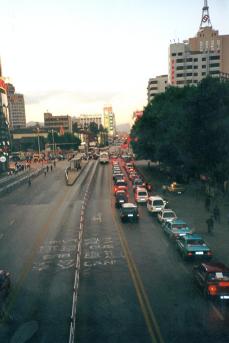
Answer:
0, 160, 229, 342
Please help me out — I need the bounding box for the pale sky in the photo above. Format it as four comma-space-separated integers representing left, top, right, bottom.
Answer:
0, 0, 228, 125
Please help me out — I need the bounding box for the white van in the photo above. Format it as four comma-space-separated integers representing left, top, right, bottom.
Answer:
147, 196, 166, 214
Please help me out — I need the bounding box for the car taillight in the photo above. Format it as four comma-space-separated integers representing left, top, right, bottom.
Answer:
207, 251, 212, 256
219, 282, 229, 287
208, 285, 217, 295
187, 252, 193, 256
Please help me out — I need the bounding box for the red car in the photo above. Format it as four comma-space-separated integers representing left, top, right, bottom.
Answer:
193, 262, 229, 299
113, 180, 128, 195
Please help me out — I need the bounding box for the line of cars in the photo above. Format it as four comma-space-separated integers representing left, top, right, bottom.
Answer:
111, 156, 229, 301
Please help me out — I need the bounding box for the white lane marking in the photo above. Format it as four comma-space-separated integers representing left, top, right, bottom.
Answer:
211, 304, 225, 321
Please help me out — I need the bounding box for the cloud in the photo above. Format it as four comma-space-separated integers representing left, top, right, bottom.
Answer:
24, 89, 120, 106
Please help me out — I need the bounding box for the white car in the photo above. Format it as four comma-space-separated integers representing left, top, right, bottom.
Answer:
134, 187, 148, 204
147, 196, 166, 214
157, 209, 177, 224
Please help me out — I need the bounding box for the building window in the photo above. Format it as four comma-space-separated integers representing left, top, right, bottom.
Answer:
194, 66, 198, 69
205, 41, 209, 50
176, 81, 184, 85
176, 73, 184, 78
210, 70, 220, 75
210, 63, 220, 68
217, 40, 220, 49
171, 53, 176, 56
178, 52, 183, 56
186, 58, 192, 62
186, 73, 192, 77
176, 66, 184, 70
176, 59, 184, 63
202, 65, 206, 69
211, 40, 214, 50
200, 41, 203, 51
202, 57, 206, 61
187, 65, 192, 69
194, 58, 198, 62
202, 72, 206, 76
210, 55, 220, 60
194, 73, 198, 76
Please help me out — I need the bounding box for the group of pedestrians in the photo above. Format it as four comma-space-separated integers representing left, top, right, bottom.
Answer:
44, 162, 55, 176
205, 196, 221, 233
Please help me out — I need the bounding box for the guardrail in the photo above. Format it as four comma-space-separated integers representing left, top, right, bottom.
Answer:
68, 160, 99, 343
0, 167, 45, 197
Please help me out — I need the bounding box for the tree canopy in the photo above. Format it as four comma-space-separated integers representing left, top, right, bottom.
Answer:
130, 77, 229, 183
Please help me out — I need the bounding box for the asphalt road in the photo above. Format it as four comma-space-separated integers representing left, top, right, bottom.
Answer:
75, 161, 229, 343
0, 160, 95, 342
0, 159, 229, 343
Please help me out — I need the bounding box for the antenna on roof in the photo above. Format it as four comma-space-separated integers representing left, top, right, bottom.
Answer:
200, 0, 212, 29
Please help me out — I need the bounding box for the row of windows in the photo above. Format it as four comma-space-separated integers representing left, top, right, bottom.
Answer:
174, 55, 220, 63
176, 63, 220, 71
176, 73, 199, 77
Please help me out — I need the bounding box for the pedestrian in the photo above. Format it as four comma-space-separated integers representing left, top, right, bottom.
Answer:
213, 204, 220, 223
50, 165, 53, 172
146, 183, 152, 193
28, 177, 31, 187
47, 165, 49, 172
44, 170, 47, 176
206, 216, 214, 234
205, 196, 211, 211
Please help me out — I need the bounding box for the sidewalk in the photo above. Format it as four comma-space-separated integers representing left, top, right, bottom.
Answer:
135, 160, 229, 266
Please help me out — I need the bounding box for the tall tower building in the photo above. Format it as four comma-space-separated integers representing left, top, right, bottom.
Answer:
168, 0, 229, 87
7, 83, 26, 129
103, 105, 116, 140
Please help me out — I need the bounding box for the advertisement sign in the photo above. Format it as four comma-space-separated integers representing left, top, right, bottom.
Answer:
0, 78, 7, 93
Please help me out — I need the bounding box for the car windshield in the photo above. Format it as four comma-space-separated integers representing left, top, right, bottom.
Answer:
164, 212, 175, 218
138, 191, 147, 196
153, 200, 164, 206
172, 224, 188, 229
187, 239, 206, 246
122, 208, 137, 214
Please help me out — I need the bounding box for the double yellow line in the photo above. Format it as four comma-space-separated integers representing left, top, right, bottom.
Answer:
110, 164, 164, 343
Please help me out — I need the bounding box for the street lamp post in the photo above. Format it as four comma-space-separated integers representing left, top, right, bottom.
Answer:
37, 127, 41, 157
52, 129, 55, 155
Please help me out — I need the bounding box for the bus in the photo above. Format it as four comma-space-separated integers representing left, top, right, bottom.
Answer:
99, 151, 109, 164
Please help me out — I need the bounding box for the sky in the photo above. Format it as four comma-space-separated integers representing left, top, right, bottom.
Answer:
0, 0, 229, 125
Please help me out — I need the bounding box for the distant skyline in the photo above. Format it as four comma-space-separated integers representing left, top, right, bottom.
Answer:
0, 0, 229, 125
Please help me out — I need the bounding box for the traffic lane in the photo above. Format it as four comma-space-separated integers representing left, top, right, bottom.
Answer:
117, 204, 229, 343
0, 161, 93, 342
76, 163, 151, 343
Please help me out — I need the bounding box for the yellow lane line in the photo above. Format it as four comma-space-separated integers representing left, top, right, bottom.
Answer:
2, 187, 71, 321
109, 162, 164, 343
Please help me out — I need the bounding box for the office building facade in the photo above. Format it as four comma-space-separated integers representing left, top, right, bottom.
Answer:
147, 75, 168, 103
44, 112, 72, 133
169, 1, 229, 87
75, 114, 102, 130
103, 105, 116, 138
7, 83, 26, 129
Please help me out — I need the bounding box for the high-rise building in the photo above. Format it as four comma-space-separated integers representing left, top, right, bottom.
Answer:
168, 0, 229, 87
0, 59, 11, 173
147, 75, 168, 103
103, 105, 116, 139
7, 83, 26, 129
44, 112, 72, 133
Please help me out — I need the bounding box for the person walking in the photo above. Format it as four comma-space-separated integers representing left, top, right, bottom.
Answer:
44, 170, 47, 176
28, 177, 31, 187
50, 165, 53, 172
206, 216, 214, 234
47, 165, 49, 173
213, 205, 220, 223
205, 196, 211, 211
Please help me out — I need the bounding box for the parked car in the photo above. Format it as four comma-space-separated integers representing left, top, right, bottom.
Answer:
147, 196, 166, 214
167, 182, 185, 194
157, 209, 177, 224
162, 219, 192, 239
120, 203, 139, 223
176, 234, 213, 260
193, 262, 229, 300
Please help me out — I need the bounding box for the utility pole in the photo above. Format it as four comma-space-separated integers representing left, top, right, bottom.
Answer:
37, 127, 41, 156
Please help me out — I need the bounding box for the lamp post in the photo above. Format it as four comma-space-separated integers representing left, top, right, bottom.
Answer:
37, 127, 41, 157
52, 129, 55, 155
